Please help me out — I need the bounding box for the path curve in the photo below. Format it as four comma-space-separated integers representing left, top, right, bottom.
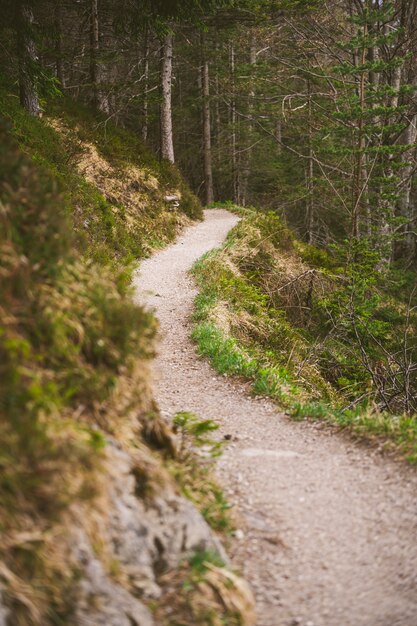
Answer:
134, 209, 417, 626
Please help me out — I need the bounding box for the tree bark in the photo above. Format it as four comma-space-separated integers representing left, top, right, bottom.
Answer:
55, 0, 65, 88
160, 32, 175, 163
275, 119, 282, 154
306, 80, 314, 244
352, 26, 367, 240
90, 0, 108, 112
214, 42, 221, 146
16, 1, 40, 116
396, 110, 417, 262
201, 33, 214, 205
230, 44, 238, 203
240, 33, 257, 207
142, 25, 150, 142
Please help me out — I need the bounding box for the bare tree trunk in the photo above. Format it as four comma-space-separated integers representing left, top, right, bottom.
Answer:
230, 44, 238, 203
352, 35, 367, 240
55, 0, 65, 87
16, 1, 40, 116
201, 33, 214, 205
275, 119, 282, 155
214, 42, 221, 142
378, 63, 402, 264
240, 33, 257, 207
90, 0, 100, 108
142, 25, 150, 142
160, 32, 175, 163
306, 80, 314, 244
408, 171, 417, 264
90, 0, 108, 112
396, 112, 417, 262
396, 0, 417, 262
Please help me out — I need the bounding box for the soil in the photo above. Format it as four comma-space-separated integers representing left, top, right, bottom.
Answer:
134, 208, 417, 626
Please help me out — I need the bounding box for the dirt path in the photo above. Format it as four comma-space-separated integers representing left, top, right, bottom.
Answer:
134, 209, 417, 626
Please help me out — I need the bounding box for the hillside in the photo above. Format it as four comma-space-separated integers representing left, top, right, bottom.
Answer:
133, 208, 417, 626
2, 0, 417, 623
0, 89, 253, 626
192, 207, 417, 462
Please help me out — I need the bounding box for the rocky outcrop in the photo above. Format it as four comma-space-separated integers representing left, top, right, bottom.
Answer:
74, 529, 154, 626
0, 593, 9, 626
72, 441, 230, 626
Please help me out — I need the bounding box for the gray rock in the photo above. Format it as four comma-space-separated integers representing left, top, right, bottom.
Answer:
164, 194, 180, 203
74, 529, 154, 626
106, 444, 228, 598
71, 441, 228, 624
0, 592, 9, 626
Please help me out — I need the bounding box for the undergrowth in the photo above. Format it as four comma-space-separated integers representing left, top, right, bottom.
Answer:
0, 76, 201, 267
0, 120, 159, 623
0, 83, 242, 624
192, 207, 417, 463
156, 547, 253, 626
169, 412, 234, 535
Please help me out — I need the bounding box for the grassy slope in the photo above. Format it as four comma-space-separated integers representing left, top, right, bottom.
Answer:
0, 88, 243, 626
0, 80, 202, 267
192, 206, 417, 463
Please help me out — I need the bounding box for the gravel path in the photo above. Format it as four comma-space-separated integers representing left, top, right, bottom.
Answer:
134, 209, 417, 626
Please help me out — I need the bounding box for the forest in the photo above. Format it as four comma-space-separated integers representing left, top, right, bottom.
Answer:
1, 0, 417, 625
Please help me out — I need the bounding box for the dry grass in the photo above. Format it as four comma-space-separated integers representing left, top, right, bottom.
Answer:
156, 556, 256, 626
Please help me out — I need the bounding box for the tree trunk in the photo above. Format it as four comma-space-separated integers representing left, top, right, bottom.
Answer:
90, 0, 108, 112
201, 34, 214, 205
142, 25, 150, 142
160, 32, 175, 163
275, 119, 282, 154
306, 80, 314, 244
230, 44, 238, 203
352, 30, 367, 240
214, 42, 221, 145
240, 33, 257, 207
396, 111, 417, 262
378, 64, 402, 264
16, 1, 40, 116
90, 0, 99, 108
55, 0, 65, 87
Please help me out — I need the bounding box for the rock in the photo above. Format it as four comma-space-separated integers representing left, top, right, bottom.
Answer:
73, 529, 154, 626
234, 529, 245, 540
70, 440, 230, 625
164, 194, 180, 209
106, 444, 227, 591
164, 194, 180, 203
0, 592, 9, 626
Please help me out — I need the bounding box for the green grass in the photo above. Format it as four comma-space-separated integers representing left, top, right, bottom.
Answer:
169, 412, 234, 535
191, 208, 417, 464
0, 82, 203, 624
191, 322, 297, 406
0, 77, 201, 268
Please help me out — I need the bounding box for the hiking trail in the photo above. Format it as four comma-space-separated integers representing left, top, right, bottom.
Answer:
134, 208, 417, 626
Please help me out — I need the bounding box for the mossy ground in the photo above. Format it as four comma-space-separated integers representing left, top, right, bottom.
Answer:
0, 77, 201, 267
0, 85, 239, 625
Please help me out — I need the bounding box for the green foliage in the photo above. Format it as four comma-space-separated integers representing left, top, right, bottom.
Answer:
188, 549, 226, 578
290, 402, 417, 464
0, 77, 201, 267
0, 107, 163, 623
192, 207, 417, 461
169, 411, 234, 533
192, 323, 258, 377
157, 545, 246, 626
173, 411, 224, 458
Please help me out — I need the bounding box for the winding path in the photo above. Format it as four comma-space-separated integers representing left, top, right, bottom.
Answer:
134, 209, 417, 626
